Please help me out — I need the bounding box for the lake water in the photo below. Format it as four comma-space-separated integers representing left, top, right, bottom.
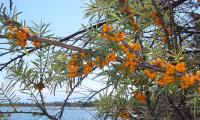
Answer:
0, 107, 100, 120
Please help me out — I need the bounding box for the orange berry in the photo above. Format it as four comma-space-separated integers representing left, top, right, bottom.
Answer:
6, 32, 14, 39
102, 24, 112, 33
110, 36, 115, 41
131, 21, 139, 31
175, 62, 186, 73
129, 61, 136, 71
158, 73, 174, 86
153, 18, 162, 26
119, 32, 125, 40
102, 24, 108, 33
133, 92, 146, 103
83, 64, 92, 75
129, 43, 141, 51
162, 36, 168, 43
16, 39, 27, 48
149, 11, 158, 18
165, 63, 175, 75
80, 52, 86, 58
126, 53, 136, 61
121, 110, 129, 119
144, 69, 157, 79
115, 32, 125, 42
16, 29, 27, 40
108, 52, 116, 61
180, 74, 196, 89
36, 83, 45, 91
32, 40, 41, 48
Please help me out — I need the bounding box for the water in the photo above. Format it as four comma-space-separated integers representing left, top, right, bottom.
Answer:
0, 107, 100, 120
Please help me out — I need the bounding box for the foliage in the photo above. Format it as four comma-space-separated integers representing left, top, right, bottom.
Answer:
0, 0, 200, 120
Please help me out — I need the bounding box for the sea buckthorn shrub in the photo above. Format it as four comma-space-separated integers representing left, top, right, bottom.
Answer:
0, 0, 200, 119
83, 0, 200, 119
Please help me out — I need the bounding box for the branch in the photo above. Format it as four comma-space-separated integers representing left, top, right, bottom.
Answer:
185, 49, 200, 54
57, 76, 86, 119
151, 0, 170, 49
166, 94, 186, 120
152, 92, 162, 111
82, 83, 113, 107
168, 0, 179, 52
29, 21, 106, 52
180, 93, 192, 119
29, 36, 90, 53
59, 21, 106, 42
0, 21, 106, 71
145, 91, 158, 120
163, 0, 187, 10
0, 49, 36, 71
28, 89, 57, 120
0, 111, 43, 116
9, 0, 13, 11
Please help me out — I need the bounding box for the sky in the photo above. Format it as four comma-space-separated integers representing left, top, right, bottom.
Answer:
0, 0, 107, 102
2, 0, 90, 36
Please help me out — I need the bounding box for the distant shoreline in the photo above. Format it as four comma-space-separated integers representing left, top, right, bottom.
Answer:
0, 105, 95, 108
0, 102, 97, 108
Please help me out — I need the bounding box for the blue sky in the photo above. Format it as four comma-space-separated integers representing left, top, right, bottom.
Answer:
2, 0, 89, 36
0, 0, 106, 102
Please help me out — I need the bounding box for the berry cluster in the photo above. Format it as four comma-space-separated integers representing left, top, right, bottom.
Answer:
6, 26, 41, 48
